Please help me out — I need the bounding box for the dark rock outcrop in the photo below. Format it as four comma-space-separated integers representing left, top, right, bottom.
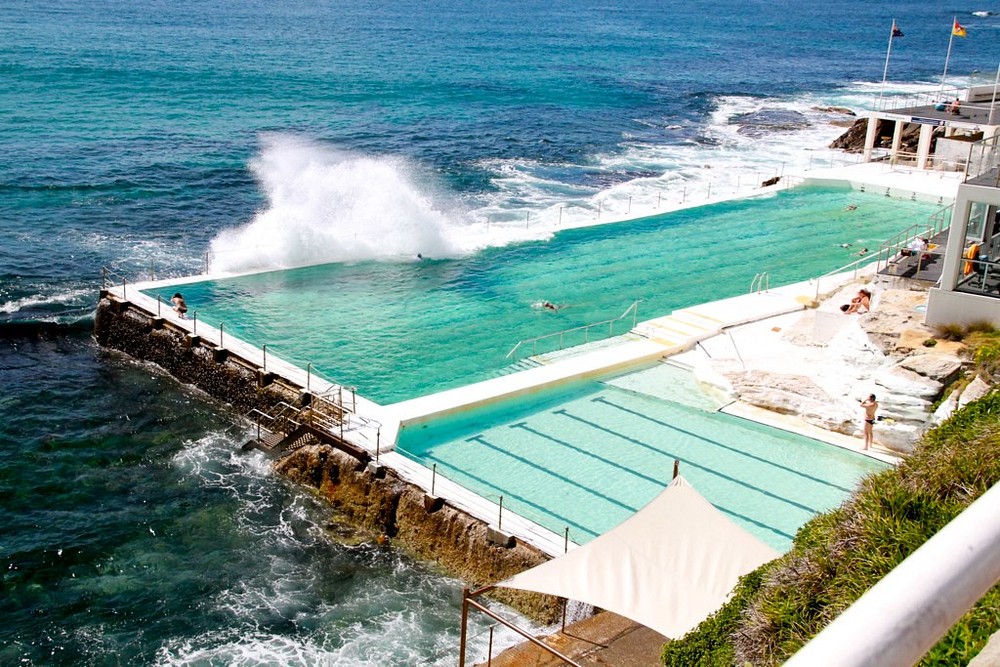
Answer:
830, 117, 937, 154
94, 295, 561, 623
276, 444, 560, 621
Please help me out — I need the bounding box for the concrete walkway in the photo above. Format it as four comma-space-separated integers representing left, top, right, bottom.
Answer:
477, 611, 667, 667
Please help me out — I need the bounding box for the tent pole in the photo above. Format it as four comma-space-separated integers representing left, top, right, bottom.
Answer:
673, 459, 680, 479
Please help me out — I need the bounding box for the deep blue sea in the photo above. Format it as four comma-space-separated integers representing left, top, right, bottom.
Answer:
3, 1, 1000, 664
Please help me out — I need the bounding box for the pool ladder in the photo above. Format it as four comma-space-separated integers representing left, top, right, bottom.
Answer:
750, 271, 770, 294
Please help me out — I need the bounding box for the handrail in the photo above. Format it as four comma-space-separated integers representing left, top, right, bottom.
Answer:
505, 300, 640, 360
749, 272, 770, 294
785, 480, 1000, 667
876, 204, 953, 274
811, 250, 890, 301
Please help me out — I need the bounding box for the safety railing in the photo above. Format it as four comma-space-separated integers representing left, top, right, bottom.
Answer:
100, 269, 378, 452
876, 204, 953, 275
247, 403, 303, 442
881, 150, 968, 173
505, 300, 640, 361
870, 86, 968, 113
785, 480, 1000, 667
965, 134, 1000, 186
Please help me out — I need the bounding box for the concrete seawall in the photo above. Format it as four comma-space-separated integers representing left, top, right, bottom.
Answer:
93, 293, 561, 622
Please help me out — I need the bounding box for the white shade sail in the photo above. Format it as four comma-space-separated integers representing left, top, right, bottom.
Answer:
495, 475, 779, 639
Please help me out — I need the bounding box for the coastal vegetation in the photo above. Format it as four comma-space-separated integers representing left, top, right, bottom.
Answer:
662, 333, 1000, 666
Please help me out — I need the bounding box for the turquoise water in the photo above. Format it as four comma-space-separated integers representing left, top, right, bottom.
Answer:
156, 186, 940, 404
397, 364, 888, 552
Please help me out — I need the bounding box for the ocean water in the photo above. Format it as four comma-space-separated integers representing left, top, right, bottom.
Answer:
4, 0, 1000, 663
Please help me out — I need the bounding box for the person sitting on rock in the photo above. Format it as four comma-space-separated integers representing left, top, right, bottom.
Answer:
840, 289, 871, 314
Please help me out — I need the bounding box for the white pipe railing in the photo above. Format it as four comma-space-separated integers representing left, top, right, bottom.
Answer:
784, 480, 1000, 667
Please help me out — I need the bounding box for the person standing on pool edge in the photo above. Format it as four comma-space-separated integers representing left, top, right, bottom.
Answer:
860, 394, 878, 450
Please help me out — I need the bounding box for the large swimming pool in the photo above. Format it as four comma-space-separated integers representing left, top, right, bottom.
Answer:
147, 185, 940, 404
396, 364, 888, 552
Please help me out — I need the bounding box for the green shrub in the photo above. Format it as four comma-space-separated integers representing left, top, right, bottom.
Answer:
661, 566, 768, 667
661, 391, 1000, 666
934, 322, 967, 341
922, 338, 938, 347
965, 319, 997, 334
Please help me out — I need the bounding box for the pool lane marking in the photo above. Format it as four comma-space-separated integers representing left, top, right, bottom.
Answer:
464, 435, 641, 516
509, 421, 794, 542
590, 395, 852, 492
509, 422, 666, 490
553, 408, 821, 515
410, 449, 600, 540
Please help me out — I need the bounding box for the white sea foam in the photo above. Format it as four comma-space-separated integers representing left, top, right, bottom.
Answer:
208, 81, 948, 277
0, 287, 94, 315
208, 135, 484, 274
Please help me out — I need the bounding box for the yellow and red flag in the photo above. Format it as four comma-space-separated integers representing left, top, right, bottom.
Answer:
953, 19, 967, 37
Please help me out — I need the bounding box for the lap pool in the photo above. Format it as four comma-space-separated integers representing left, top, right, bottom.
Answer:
397, 364, 888, 552
146, 185, 940, 404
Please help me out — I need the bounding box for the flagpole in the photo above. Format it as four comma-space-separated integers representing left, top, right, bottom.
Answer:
940, 17, 957, 96
879, 20, 897, 101
990, 61, 1000, 125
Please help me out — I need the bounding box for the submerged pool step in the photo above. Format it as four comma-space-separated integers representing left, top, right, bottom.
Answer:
496, 358, 543, 376
633, 314, 714, 349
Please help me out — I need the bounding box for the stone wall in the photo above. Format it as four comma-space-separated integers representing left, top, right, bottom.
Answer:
93, 296, 561, 622
276, 445, 560, 621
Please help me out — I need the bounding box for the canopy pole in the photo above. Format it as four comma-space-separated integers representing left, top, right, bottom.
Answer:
673, 459, 680, 479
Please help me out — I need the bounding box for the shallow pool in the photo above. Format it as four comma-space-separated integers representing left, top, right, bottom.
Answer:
147, 185, 940, 403
397, 364, 887, 552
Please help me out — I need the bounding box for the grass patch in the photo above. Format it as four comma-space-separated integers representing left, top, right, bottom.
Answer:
661, 391, 1000, 666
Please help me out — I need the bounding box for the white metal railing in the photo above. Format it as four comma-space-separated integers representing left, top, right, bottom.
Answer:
750, 272, 770, 294
505, 300, 640, 360
965, 134, 1000, 186
876, 204, 952, 275
785, 480, 1000, 667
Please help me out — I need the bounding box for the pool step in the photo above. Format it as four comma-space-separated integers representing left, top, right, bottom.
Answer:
633, 313, 714, 348
496, 358, 543, 376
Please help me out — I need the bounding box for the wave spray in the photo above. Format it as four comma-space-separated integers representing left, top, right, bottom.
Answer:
210, 135, 470, 274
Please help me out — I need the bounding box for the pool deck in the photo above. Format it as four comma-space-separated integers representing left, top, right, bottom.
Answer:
117, 161, 961, 559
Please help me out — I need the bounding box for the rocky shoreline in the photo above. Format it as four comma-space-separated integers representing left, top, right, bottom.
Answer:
692, 278, 985, 454
92, 295, 561, 623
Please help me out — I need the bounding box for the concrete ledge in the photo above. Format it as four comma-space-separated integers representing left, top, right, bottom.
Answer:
423, 494, 444, 513
487, 525, 515, 548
